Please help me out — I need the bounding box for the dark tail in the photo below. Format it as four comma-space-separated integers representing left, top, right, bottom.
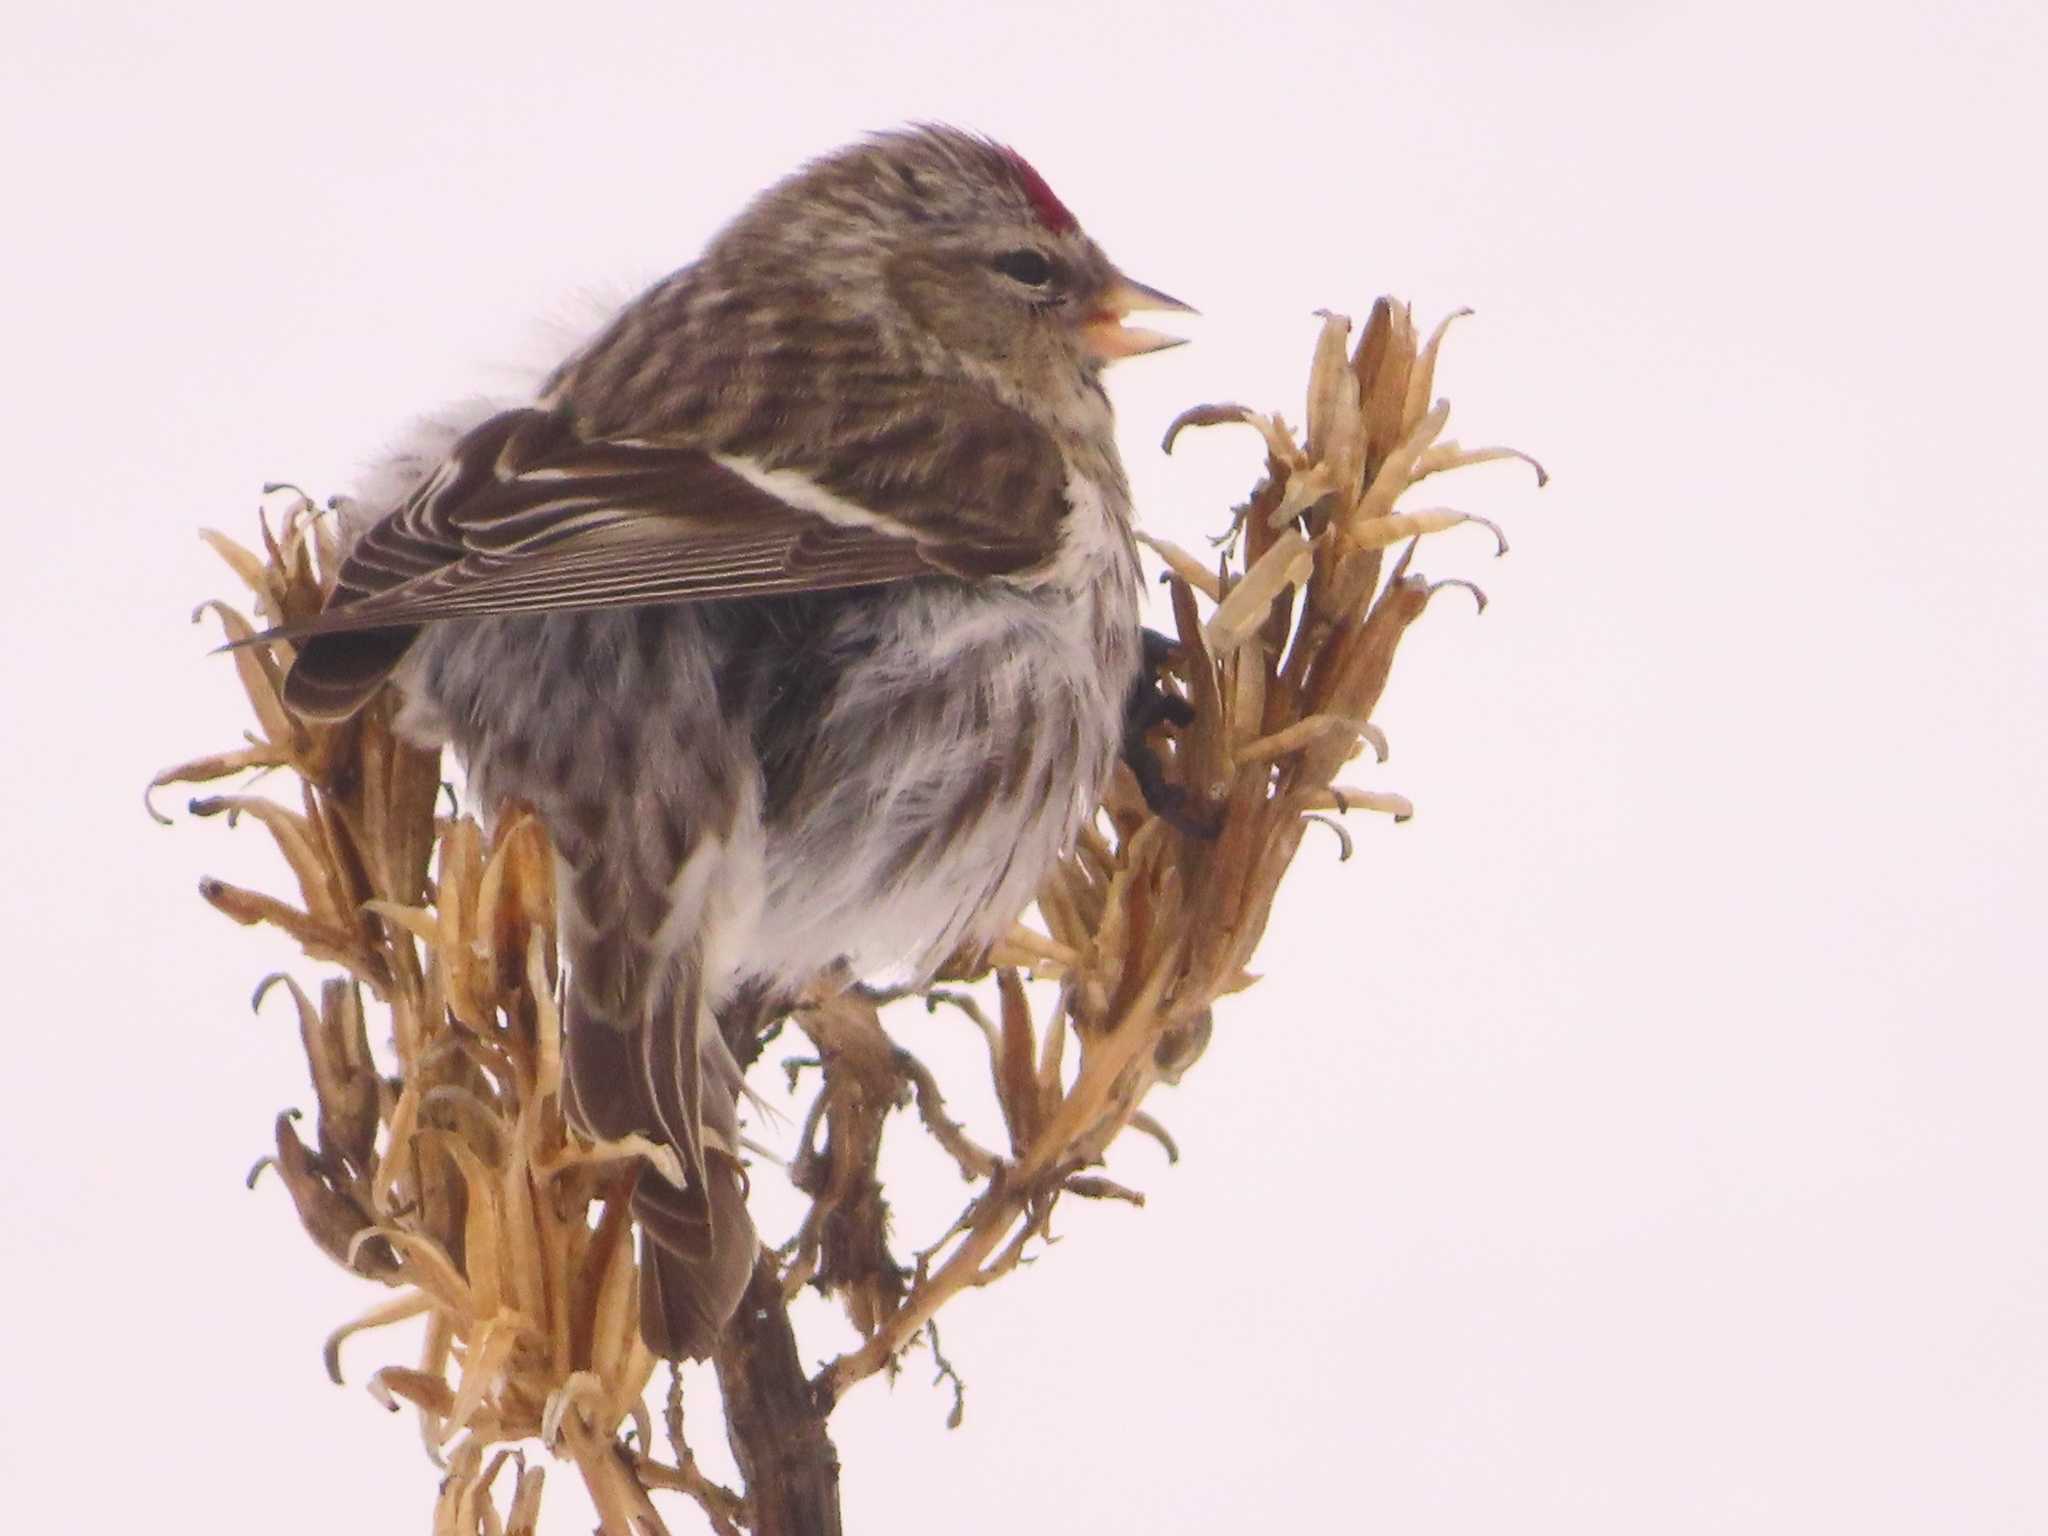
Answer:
564, 979, 759, 1360
632, 1152, 758, 1361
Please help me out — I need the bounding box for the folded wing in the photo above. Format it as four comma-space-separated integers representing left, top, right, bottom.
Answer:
280, 406, 1054, 719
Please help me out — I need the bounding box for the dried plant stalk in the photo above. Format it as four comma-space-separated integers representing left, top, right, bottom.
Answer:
158, 300, 1538, 1535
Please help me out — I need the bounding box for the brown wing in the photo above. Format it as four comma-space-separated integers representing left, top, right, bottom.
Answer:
280, 406, 1059, 719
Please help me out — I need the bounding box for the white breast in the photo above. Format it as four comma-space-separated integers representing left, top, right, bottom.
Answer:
746, 472, 1141, 992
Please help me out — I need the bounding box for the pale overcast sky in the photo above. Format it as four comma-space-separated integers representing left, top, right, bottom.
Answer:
5, 2, 2044, 1531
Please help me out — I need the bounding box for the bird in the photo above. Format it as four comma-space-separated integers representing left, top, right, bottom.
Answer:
276, 125, 1191, 1360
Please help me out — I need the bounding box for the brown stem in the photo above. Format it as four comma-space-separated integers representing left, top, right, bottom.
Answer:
715, 1255, 843, 1536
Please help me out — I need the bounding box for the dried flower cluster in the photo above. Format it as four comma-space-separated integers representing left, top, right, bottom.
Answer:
155, 299, 1538, 1535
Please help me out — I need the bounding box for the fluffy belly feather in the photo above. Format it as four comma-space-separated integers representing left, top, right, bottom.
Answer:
399, 563, 1138, 1002
746, 575, 1137, 989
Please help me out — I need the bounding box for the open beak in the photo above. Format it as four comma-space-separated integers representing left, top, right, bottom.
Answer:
1078, 273, 1196, 363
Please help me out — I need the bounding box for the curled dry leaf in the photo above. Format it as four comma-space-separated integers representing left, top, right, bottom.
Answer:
159, 301, 1535, 1534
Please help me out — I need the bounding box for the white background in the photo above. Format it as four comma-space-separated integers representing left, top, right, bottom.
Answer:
5, 2, 2044, 1530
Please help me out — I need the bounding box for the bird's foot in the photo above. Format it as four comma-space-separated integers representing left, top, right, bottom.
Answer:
1123, 628, 1220, 840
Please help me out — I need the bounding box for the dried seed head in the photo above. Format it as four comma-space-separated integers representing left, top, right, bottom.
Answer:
160, 299, 1535, 1533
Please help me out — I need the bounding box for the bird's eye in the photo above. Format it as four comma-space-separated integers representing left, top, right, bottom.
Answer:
992, 249, 1053, 288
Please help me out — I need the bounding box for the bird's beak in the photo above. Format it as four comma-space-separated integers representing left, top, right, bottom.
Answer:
1078, 274, 1196, 363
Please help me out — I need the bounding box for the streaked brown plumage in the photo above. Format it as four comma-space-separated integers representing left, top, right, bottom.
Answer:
279, 126, 1188, 1358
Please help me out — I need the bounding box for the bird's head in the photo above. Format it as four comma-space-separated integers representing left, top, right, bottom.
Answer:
717, 126, 1192, 419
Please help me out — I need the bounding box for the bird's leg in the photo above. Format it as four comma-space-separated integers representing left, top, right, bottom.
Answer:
1123, 627, 1219, 840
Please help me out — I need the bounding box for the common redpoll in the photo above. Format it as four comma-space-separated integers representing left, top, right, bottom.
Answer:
278, 126, 1190, 1359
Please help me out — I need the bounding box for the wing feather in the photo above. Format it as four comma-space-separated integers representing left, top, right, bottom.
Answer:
290, 406, 1050, 636
278, 405, 1058, 718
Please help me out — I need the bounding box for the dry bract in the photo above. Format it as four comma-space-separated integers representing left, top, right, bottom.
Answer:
158, 299, 1537, 1535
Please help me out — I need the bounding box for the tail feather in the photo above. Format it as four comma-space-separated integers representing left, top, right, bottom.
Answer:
564, 979, 757, 1361
632, 1151, 759, 1361
640, 969, 713, 1199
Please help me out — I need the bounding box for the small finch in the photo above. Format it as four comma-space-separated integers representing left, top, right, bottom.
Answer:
278, 126, 1190, 1359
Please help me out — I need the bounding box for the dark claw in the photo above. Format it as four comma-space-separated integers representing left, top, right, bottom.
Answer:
1128, 751, 1222, 840
1122, 628, 1220, 840
1128, 685, 1195, 735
